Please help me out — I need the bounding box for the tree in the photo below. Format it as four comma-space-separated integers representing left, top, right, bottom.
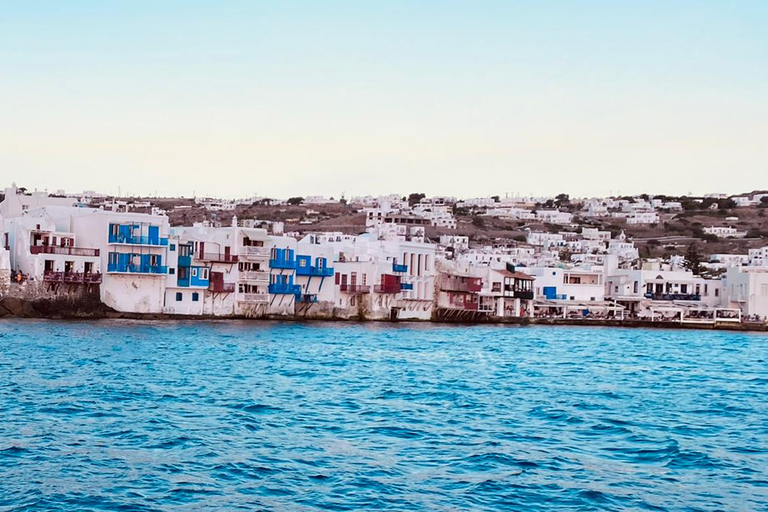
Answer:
286, 197, 304, 206
761, 196, 768, 207
683, 243, 703, 275
408, 193, 426, 206
471, 216, 485, 227
491, 195, 500, 203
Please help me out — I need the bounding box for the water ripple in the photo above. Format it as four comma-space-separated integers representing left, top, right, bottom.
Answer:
0, 319, 766, 510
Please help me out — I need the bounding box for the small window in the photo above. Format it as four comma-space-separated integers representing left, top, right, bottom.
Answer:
176, 292, 182, 301
170, 244, 176, 251
192, 268, 198, 277
169, 268, 175, 275
192, 292, 199, 302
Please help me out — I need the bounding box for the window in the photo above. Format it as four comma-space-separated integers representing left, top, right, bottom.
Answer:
175, 292, 182, 302
170, 244, 176, 251
192, 292, 199, 302
715, 289, 719, 297
169, 268, 175, 275
192, 268, 198, 277
200, 269, 209, 280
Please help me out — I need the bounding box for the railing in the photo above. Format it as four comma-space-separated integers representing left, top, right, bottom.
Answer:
464, 301, 479, 311
177, 255, 192, 267
374, 284, 402, 294
239, 293, 269, 303
107, 263, 167, 275
297, 294, 318, 303
510, 290, 534, 300
199, 253, 239, 263
440, 281, 482, 293
239, 270, 269, 282
269, 282, 302, 294
312, 266, 334, 277
43, 271, 63, 282
209, 282, 235, 293
644, 293, 702, 301
109, 234, 169, 246
240, 246, 270, 257
400, 282, 414, 291
392, 262, 408, 273
31, 246, 100, 257
339, 284, 371, 294
84, 272, 103, 283
269, 259, 297, 270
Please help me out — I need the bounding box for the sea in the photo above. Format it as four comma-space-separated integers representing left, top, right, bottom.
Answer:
0, 320, 766, 511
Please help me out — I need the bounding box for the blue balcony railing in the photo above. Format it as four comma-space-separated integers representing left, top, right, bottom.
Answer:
312, 266, 334, 277
109, 234, 169, 246
178, 255, 192, 267
400, 282, 414, 290
269, 259, 297, 270
107, 263, 168, 275
392, 262, 408, 273
269, 282, 302, 294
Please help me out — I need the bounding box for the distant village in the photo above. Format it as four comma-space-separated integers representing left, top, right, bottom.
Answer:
1, 184, 768, 325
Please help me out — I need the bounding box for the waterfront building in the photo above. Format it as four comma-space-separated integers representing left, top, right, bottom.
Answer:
4, 208, 102, 294
722, 266, 768, 320
73, 209, 170, 313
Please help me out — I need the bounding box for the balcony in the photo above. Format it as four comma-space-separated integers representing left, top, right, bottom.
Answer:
109, 234, 169, 246
239, 270, 269, 282
374, 284, 402, 294
464, 301, 479, 311
107, 263, 168, 275
239, 293, 269, 303
45, 271, 101, 283
240, 246, 270, 258
504, 286, 534, 300
297, 294, 318, 303
270, 258, 297, 270
209, 282, 235, 293
199, 252, 239, 263
31, 246, 100, 257
440, 281, 482, 293
269, 282, 302, 295
644, 293, 702, 301
339, 284, 371, 294
177, 255, 192, 267
400, 282, 414, 291
43, 271, 63, 282
296, 264, 335, 277
392, 262, 408, 273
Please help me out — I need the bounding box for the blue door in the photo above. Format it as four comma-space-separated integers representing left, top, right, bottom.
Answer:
148, 225, 160, 245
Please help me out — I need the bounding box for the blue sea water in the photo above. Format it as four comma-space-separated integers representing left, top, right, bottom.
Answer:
0, 320, 766, 511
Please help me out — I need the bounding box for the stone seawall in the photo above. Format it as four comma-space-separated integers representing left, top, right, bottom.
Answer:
1, 295, 767, 332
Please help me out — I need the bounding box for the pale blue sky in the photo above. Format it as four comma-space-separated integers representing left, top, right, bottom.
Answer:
1, 1, 766, 198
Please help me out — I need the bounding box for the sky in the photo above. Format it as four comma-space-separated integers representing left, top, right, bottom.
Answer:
1, 1, 767, 199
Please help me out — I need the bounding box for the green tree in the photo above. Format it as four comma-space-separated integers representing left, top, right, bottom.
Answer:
286, 197, 304, 206
683, 243, 703, 275
408, 193, 426, 206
